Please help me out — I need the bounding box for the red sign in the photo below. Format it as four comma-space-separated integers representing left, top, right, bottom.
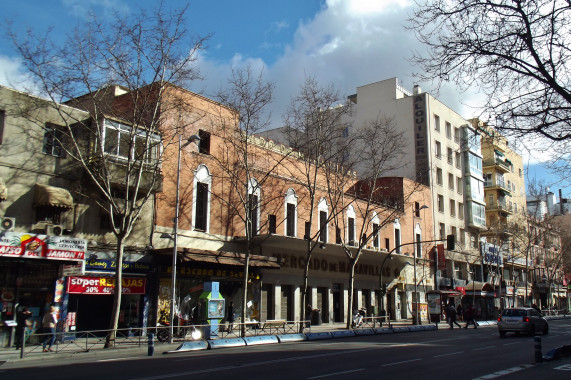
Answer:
0, 232, 86, 261
66, 276, 146, 295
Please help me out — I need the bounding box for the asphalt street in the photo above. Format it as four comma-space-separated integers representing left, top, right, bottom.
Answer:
0, 320, 570, 380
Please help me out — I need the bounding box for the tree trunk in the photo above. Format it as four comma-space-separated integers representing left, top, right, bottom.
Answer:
105, 236, 125, 348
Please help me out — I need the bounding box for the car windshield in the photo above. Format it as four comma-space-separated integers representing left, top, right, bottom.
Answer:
502, 309, 526, 317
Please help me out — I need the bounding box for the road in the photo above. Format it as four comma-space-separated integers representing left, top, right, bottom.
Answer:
1, 320, 570, 380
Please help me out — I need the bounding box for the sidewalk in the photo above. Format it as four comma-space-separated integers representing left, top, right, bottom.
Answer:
0, 319, 490, 368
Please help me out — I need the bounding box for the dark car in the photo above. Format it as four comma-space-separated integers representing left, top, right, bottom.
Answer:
497, 307, 548, 337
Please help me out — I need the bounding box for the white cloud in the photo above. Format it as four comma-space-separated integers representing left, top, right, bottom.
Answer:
62, 0, 130, 18
0, 55, 38, 93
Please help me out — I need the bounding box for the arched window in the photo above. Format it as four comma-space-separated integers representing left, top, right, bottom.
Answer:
414, 222, 423, 258
371, 212, 380, 249
248, 178, 260, 237
284, 188, 297, 237
347, 205, 356, 246
193, 164, 212, 232
393, 219, 401, 253
318, 198, 329, 243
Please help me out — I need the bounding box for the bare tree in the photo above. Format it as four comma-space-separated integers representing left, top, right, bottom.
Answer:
9, 4, 209, 345
213, 66, 291, 336
282, 77, 353, 327
408, 1, 571, 143
327, 117, 415, 327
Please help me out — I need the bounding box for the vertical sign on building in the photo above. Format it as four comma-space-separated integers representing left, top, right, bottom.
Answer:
413, 93, 430, 186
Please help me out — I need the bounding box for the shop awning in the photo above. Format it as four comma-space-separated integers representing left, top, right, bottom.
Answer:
33, 183, 74, 209
465, 281, 495, 292
0, 178, 7, 201
154, 247, 280, 269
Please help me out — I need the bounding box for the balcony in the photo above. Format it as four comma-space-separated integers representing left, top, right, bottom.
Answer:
86, 156, 164, 194
483, 158, 511, 173
486, 200, 513, 215
484, 179, 511, 195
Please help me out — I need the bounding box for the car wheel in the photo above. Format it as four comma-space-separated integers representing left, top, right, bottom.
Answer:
499, 330, 506, 337
543, 324, 549, 335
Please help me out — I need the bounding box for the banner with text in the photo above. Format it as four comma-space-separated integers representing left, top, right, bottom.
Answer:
66, 276, 146, 295
0, 232, 86, 261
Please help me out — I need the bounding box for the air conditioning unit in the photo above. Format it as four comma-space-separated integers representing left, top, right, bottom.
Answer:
1, 217, 15, 231
46, 225, 63, 236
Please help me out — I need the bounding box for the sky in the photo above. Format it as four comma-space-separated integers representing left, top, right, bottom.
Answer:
1, 0, 569, 198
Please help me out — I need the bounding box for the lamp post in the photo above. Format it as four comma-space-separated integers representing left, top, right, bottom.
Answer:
169, 134, 200, 344
412, 204, 429, 325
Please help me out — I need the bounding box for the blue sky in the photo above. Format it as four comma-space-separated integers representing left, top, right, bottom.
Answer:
1, 0, 568, 198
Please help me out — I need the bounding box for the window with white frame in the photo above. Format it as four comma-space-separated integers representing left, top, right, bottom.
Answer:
372, 213, 380, 249
248, 178, 261, 237
193, 164, 212, 232
318, 198, 329, 243
457, 177, 463, 194
447, 147, 453, 165
434, 114, 440, 131
454, 127, 460, 143
43, 124, 65, 157
450, 199, 456, 217
394, 219, 401, 253
455, 152, 461, 168
435, 141, 442, 158
439, 223, 446, 240
284, 188, 297, 237
437, 168, 443, 185
438, 194, 444, 213
103, 119, 160, 164
458, 202, 464, 219
347, 205, 356, 246
446, 122, 452, 139
448, 172, 454, 190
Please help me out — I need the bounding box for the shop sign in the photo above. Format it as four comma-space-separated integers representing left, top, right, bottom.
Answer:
66, 276, 146, 295
0, 232, 86, 261
481, 243, 504, 267
86, 259, 151, 273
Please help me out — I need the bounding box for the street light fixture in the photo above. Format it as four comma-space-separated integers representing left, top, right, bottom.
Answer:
169, 134, 200, 343
412, 204, 428, 325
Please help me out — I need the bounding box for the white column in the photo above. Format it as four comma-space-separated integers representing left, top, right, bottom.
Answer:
274, 285, 281, 320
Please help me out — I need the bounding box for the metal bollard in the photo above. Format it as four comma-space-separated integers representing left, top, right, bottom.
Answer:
534, 336, 542, 363
148, 333, 154, 356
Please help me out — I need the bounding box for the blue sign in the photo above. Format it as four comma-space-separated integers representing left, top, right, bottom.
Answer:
85, 259, 151, 273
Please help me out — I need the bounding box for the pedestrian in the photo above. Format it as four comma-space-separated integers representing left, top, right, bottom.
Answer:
448, 304, 461, 329
464, 304, 478, 329
306, 304, 313, 327
42, 306, 57, 352
15, 306, 32, 349
226, 301, 235, 332
456, 304, 463, 322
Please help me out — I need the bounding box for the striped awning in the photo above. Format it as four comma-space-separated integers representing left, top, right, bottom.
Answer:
33, 183, 74, 209
0, 178, 6, 202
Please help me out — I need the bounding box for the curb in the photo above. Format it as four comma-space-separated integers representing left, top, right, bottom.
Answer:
243, 336, 279, 346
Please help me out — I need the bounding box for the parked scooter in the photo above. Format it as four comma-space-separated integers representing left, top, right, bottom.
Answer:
156, 296, 202, 342
351, 308, 367, 328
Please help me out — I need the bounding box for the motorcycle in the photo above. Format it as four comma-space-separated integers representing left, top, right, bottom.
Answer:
351, 308, 367, 328
156, 296, 202, 342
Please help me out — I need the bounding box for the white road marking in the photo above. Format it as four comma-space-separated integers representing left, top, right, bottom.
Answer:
433, 351, 464, 357
473, 346, 496, 351
472, 364, 534, 379
380, 358, 422, 367
307, 368, 365, 379
96, 357, 140, 362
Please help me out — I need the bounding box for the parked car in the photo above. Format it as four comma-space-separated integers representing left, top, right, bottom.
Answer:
497, 307, 549, 337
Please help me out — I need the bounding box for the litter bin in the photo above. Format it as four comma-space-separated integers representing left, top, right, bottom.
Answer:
311, 309, 322, 326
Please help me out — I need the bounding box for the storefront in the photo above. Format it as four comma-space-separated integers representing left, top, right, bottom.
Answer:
61, 256, 152, 332
0, 231, 86, 346
152, 248, 280, 327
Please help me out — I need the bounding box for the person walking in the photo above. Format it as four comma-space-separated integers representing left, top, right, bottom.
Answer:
15, 306, 32, 349
464, 304, 478, 329
456, 304, 463, 322
226, 301, 235, 333
42, 306, 57, 352
448, 304, 461, 329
